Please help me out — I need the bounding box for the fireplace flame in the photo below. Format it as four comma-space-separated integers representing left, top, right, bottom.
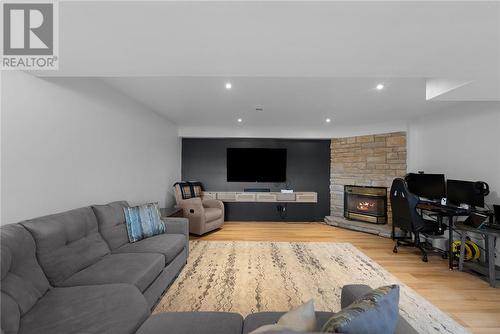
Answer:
357, 201, 376, 211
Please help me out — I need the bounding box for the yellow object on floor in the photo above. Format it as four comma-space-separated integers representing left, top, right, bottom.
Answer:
451, 239, 480, 261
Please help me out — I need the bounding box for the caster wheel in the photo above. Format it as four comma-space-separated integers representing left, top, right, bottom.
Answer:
393, 246, 398, 253
422, 255, 428, 262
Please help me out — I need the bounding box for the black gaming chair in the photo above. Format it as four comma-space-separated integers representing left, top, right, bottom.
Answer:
390, 178, 442, 262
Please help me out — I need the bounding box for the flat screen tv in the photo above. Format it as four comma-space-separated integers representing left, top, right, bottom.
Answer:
227, 148, 287, 182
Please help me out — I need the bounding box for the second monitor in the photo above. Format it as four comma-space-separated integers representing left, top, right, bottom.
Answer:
447, 179, 484, 208
405, 173, 446, 200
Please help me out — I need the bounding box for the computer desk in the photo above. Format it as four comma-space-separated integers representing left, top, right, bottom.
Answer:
416, 202, 469, 269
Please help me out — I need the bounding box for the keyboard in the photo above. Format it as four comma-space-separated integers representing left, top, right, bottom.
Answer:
484, 223, 500, 231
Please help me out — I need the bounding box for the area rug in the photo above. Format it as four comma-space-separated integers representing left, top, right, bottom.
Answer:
154, 241, 468, 334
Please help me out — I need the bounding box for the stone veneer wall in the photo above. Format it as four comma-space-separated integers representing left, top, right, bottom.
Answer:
330, 132, 407, 225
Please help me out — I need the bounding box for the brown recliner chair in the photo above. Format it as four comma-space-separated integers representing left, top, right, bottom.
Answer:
174, 183, 225, 235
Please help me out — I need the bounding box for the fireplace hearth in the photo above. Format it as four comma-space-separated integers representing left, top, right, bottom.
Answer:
344, 185, 387, 224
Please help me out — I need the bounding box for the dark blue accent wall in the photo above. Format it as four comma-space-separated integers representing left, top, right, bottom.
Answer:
181, 138, 330, 221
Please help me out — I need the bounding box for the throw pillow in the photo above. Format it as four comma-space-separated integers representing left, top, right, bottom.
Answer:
321, 285, 399, 334
250, 300, 316, 334
123, 203, 165, 242
175, 181, 203, 199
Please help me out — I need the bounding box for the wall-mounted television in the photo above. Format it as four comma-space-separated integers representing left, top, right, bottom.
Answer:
227, 148, 287, 182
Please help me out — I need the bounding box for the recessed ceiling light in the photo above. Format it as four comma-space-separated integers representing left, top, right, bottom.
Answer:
325, 118, 332, 123
237, 118, 243, 123
225, 82, 232, 90
376, 84, 384, 90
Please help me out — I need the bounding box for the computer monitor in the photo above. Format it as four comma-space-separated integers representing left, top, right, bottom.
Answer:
447, 179, 484, 208
405, 173, 446, 200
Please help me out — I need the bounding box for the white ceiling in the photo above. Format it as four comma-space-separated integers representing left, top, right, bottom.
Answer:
102, 77, 454, 126
37, 1, 500, 137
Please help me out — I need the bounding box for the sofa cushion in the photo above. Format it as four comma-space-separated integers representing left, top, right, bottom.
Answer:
204, 207, 222, 222
19, 284, 149, 334
92, 201, 130, 250
322, 285, 400, 334
20, 207, 110, 286
1, 224, 51, 334
340, 284, 417, 334
136, 312, 243, 334
243, 312, 335, 334
60, 253, 164, 292
114, 234, 185, 265
250, 300, 317, 334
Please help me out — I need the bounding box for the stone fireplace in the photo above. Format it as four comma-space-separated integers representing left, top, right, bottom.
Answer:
344, 185, 387, 224
325, 132, 407, 236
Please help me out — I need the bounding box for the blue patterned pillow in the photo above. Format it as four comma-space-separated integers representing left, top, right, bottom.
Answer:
321, 285, 399, 334
123, 203, 165, 242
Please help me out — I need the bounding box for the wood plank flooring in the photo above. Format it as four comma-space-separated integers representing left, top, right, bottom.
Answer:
192, 222, 500, 334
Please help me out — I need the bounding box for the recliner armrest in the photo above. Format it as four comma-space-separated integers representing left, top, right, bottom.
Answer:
202, 199, 224, 210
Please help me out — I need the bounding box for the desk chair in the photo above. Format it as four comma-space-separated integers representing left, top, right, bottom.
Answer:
390, 178, 443, 262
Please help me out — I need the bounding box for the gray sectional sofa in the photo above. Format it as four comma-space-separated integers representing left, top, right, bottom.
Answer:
1, 201, 417, 334
1, 201, 188, 334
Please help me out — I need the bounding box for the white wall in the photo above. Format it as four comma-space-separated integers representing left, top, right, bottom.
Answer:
408, 105, 500, 265
408, 105, 500, 205
1, 71, 181, 225
178, 121, 407, 139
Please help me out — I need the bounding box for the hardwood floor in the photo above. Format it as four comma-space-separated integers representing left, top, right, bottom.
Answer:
192, 222, 500, 334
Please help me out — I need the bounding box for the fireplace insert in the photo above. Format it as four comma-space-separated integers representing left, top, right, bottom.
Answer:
344, 185, 387, 224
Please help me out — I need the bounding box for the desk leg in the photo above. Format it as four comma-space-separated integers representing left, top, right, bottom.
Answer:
448, 215, 454, 270
459, 232, 466, 271
487, 235, 496, 287
438, 215, 443, 234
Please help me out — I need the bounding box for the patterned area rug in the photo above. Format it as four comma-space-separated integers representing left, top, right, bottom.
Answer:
154, 241, 468, 334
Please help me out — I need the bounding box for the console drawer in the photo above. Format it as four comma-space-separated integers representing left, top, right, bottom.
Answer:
257, 193, 277, 202
276, 193, 296, 202
202, 192, 217, 200
296, 193, 317, 203
235, 193, 256, 202
217, 192, 237, 201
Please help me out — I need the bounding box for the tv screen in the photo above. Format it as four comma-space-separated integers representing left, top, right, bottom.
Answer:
227, 148, 287, 182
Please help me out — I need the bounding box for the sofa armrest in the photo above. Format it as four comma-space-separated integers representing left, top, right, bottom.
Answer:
163, 217, 189, 237
340, 284, 372, 308
162, 217, 189, 256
